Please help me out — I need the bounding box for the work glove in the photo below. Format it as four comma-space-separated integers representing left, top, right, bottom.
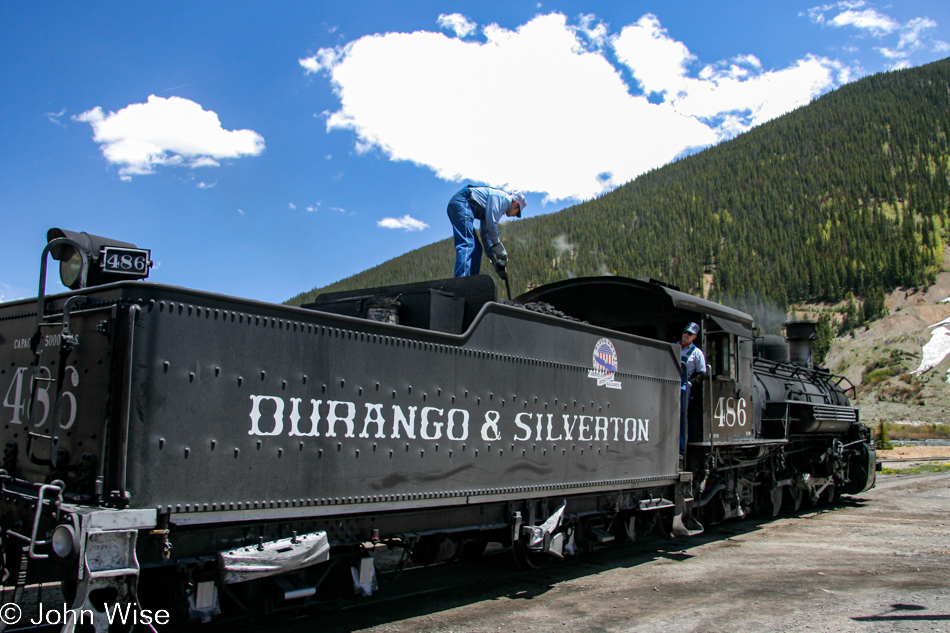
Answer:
494, 259, 508, 280
489, 241, 508, 264
689, 371, 706, 388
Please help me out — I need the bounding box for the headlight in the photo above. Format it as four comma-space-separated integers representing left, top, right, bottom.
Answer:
59, 246, 84, 290
47, 228, 151, 290
51, 524, 78, 558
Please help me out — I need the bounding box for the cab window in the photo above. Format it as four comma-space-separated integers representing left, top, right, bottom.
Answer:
707, 333, 737, 380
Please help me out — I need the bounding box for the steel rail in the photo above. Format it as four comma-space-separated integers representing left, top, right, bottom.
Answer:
878, 456, 950, 463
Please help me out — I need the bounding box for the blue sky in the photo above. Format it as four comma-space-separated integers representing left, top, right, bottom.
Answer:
2, 1, 948, 304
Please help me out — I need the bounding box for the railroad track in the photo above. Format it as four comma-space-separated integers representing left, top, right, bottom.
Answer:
879, 456, 950, 463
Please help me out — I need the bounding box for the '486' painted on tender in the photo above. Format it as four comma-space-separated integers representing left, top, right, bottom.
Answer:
2, 366, 79, 428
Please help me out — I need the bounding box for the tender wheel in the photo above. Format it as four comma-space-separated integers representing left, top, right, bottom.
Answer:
136, 568, 190, 627
409, 534, 463, 566
308, 558, 358, 611
459, 537, 489, 562
409, 535, 443, 566
511, 539, 550, 570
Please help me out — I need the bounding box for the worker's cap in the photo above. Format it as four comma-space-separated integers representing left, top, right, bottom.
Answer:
510, 191, 526, 218
684, 322, 700, 335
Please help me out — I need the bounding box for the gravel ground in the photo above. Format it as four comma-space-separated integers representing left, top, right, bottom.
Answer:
880, 446, 950, 459
283, 471, 950, 633
879, 446, 950, 471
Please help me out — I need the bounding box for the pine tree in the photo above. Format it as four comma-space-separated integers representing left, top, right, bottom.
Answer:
814, 314, 834, 366
863, 285, 887, 322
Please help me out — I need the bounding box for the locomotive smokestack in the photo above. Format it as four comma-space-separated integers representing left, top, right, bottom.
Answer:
784, 321, 817, 368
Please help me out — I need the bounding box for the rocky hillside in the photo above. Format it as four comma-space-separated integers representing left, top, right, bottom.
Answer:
823, 248, 950, 425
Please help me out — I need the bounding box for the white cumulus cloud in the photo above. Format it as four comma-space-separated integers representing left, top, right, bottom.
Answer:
378, 215, 430, 231
805, 2, 947, 69
831, 8, 899, 35
576, 14, 609, 50
300, 12, 850, 202
438, 13, 477, 38
613, 15, 848, 133
74, 95, 265, 180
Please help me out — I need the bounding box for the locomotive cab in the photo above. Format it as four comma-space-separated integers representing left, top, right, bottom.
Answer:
516, 276, 758, 451
700, 322, 756, 445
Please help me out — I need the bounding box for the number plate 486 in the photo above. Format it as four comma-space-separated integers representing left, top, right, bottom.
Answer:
101, 246, 151, 277
714, 396, 747, 427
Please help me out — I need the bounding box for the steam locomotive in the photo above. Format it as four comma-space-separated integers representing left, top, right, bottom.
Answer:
0, 230, 876, 630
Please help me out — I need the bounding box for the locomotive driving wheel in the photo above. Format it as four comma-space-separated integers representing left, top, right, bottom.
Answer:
770, 486, 783, 517
784, 486, 804, 512
818, 481, 838, 505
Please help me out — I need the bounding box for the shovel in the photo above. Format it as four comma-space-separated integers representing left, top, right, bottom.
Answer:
487, 251, 512, 300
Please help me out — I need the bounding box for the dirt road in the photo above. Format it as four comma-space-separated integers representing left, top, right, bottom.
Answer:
879, 446, 950, 459
292, 472, 950, 633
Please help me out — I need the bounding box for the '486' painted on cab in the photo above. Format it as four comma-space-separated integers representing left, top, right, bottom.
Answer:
714, 396, 748, 427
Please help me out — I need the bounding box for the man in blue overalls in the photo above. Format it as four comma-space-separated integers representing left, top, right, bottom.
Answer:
447, 185, 526, 278
679, 322, 707, 455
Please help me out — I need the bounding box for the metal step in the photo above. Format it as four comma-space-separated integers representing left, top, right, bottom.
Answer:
272, 576, 316, 601
587, 527, 615, 544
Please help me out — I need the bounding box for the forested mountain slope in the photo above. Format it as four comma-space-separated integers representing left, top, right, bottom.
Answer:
288, 58, 950, 331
